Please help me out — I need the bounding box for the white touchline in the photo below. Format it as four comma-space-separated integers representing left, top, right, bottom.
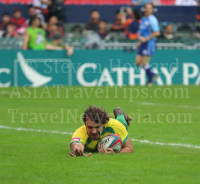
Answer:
0, 125, 200, 149
136, 102, 200, 110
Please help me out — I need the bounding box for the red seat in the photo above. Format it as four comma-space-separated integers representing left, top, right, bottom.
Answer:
64, 0, 81, 5
160, 0, 175, 5
80, 0, 96, 5
96, 0, 114, 5
113, 0, 132, 5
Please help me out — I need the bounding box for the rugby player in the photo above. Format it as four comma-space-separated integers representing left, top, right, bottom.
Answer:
135, 3, 160, 86
69, 106, 133, 156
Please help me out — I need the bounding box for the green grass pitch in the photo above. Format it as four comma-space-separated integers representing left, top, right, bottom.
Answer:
0, 85, 200, 184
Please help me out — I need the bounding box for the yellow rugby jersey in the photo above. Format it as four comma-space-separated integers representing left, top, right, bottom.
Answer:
70, 118, 129, 152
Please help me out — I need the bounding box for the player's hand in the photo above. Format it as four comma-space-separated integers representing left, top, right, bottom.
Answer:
69, 152, 92, 157
69, 145, 92, 156
100, 144, 115, 154
136, 42, 141, 48
139, 36, 148, 43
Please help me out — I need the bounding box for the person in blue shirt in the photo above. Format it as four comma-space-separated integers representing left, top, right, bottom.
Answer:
135, 3, 160, 86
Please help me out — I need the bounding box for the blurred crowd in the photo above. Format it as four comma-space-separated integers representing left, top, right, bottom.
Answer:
0, 0, 200, 50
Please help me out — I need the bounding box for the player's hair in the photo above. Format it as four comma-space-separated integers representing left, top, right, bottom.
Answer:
82, 105, 110, 125
144, 3, 154, 10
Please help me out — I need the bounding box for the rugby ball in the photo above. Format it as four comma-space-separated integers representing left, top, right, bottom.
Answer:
97, 134, 122, 153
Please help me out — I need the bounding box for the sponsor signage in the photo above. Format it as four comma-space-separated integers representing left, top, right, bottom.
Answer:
0, 50, 199, 87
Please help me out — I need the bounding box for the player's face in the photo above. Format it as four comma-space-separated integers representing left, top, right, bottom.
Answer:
85, 119, 104, 140
144, 4, 153, 16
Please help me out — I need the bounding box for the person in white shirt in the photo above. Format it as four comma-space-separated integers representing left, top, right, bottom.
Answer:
175, 0, 198, 6
32, 0, 48, 14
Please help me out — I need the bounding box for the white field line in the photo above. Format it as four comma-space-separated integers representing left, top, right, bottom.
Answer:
1, 125, 200, 149
136, 102, 200, 110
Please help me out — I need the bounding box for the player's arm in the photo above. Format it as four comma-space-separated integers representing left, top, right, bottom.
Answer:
120, 137, 133, 153
22, 32, 30, 50
104, 121, 133, 154
145, 31, 160, 42
69, 128, 92, 157
139, 31, 160, 43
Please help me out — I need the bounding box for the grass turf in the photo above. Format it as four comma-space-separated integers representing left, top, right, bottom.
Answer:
0, 86, 200, 184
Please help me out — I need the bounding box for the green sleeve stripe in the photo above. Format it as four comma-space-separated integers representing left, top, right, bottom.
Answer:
70, 141, 84, 145
122, 135, 129, 144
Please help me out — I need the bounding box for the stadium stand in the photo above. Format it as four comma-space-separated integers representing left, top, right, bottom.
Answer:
0, 0, 198, 5
0, 0, 199, 50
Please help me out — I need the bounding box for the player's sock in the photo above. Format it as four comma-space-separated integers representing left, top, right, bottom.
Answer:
143, 64, 155, 83
116, 114, 128, 130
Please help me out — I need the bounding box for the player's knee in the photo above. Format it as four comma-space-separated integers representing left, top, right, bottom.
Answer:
135, 59, 141, 66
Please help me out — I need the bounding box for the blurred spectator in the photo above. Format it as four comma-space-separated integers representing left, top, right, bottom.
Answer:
47, 23, 64, 38
47, 33, 74, 56
23, 16, 46, 50
175, 0, 198, 5
10, 9, 25, 29
85, 32, 104, 50
86, 10, 100, 31
71, 25, 83, 34
98, 20, 107, 39
159, 24, 174, 40
26, 6, 46, 30
32, 0, 49, 16
36, 0, 65, 22
50, 0, 66, 22
0, 13, 10, 31
127, 10, 140, 40
3, 22, 19, 38
111, 11, 125, 32
23, 15, 72, 53
47, 16, 64, 38
122, 8, 140, 40
49, 15, 59, 25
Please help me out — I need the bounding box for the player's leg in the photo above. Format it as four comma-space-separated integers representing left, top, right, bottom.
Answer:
135, 41, 157, 85
113, 108, 131, 130
142, 56, 157, 85
135, 54, 143, 66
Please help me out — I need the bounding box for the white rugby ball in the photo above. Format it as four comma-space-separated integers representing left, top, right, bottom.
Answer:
97, 134, 122, 153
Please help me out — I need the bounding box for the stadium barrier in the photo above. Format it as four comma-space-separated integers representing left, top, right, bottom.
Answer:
0, 50, 199, 87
